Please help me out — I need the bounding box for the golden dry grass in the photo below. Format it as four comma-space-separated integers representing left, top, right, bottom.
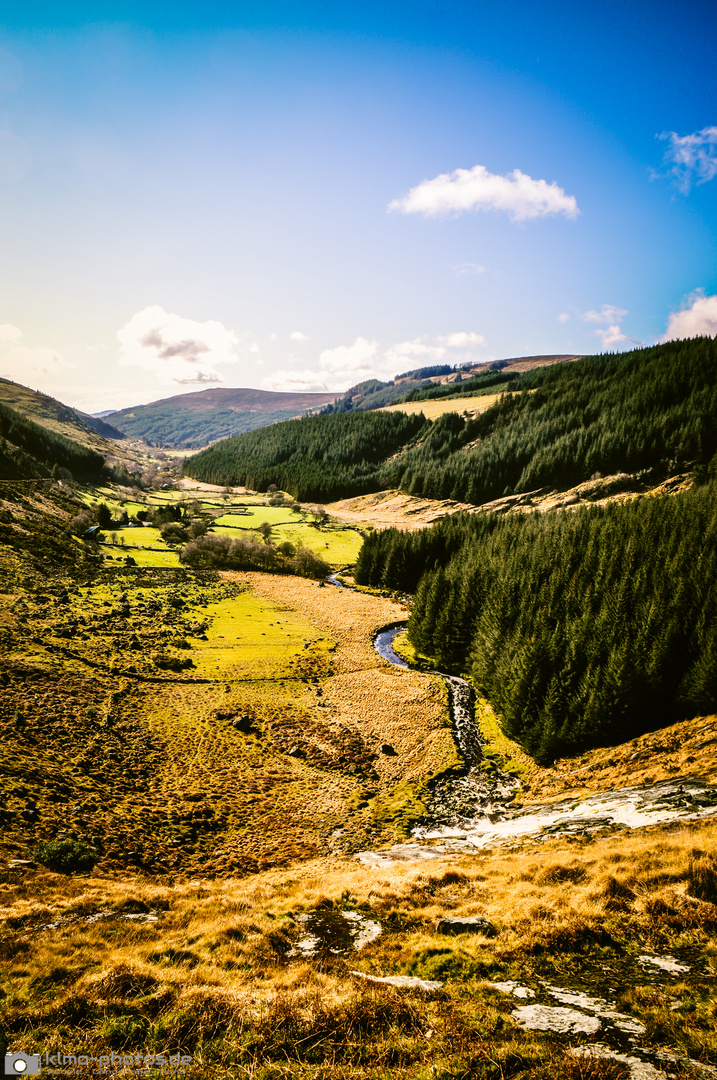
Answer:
2, 818, 716, 1078
378, 391, 505, 420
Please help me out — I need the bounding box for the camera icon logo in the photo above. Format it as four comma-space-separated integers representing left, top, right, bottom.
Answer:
4, 1055, 40, 1076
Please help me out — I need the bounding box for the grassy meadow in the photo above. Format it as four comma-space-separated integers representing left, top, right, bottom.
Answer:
74, 487, 364, 569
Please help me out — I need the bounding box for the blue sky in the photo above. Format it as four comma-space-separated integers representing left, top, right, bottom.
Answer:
0, 1, 715, 410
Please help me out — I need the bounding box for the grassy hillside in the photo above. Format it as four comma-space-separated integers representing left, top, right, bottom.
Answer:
105, 387, 341, 448
0, 401, 106, 481
186, 339, 717, 505
0, 377, 124, 451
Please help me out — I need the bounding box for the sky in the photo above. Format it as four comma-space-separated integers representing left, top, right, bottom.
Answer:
0, 1, 716, 412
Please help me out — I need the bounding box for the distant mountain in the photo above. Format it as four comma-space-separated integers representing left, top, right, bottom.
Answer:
105, 387, 341, 449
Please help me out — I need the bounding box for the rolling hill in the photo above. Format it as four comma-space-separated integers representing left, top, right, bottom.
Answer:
105, 386, 342, 448
0, 376, 125, 451
0, 377, 142, 482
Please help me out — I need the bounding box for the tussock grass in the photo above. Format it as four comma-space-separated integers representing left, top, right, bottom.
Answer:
3, 820, 717, 1077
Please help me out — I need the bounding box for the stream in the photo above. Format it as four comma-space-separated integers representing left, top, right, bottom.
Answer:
326, 574, 717, 860
365, 621, 717, 864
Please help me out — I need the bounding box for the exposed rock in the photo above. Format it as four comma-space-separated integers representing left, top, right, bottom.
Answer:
436, 915, 497, 937
351, 971, 443, 992
379, 743, 397, 756
638, 954, 690, 974
512, 1004, 601, 1035
489, 981, 535, 998
571, 1046, 667, 1080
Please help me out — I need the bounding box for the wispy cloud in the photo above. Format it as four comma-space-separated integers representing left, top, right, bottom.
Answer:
581, 304, 640, 349
389, 164, 579, 222
583, 305, 628, 325
118, 306, 242, 385
261, 331, 487, 393
0, 324, 73, 384
657, 127, 717, 193
663, 290, 717, 340
440, 331, 486, 348
289, 330, 309, 342
453, 262, 486, 276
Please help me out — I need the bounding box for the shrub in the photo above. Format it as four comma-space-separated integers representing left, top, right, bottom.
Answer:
161, 522, 190, 544
33, 838, 100, 874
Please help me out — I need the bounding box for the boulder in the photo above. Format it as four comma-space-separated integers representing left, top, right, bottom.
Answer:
436, 915, 497, 937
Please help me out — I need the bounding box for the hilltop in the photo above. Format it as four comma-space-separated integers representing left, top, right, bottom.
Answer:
0, 377, 126, 453
105, 386, 341, 449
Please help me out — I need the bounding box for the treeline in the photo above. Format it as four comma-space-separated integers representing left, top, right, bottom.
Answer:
322, 362, 511, 414
401, 368, 516, 403
187, 339, 717, 506
322, 377, 434, 414
355, 485, 717, 762
0, 402, 105, 481
184, 411, 426, 501
179, 533, 330, 579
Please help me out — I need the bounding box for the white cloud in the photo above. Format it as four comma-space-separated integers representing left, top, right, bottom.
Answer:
558, 312, 570, 323
384, 339, 447, 367
289, 330, 309, 342
583, 305, 628, 325
0, 323, 74, 385
579, 304, 639, 349
657, 127, 717, 193
594, 325, 627, 348
0, 343, 73, 384
389, 164, 580, 222
453, 262, 486, 276
262, 337, 382, 393
118, 306, 241, 386
261, 331, 488, 393
663, 291, 717, 340
440, 331, 486, 348
0, 323, 22, 343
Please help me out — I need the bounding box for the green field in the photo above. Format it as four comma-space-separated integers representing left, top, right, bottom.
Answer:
77, 487, 364, 569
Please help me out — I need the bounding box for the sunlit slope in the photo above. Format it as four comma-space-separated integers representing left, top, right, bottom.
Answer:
0, 376, 123, 452
379, 390, 505, 419
1, 565, 453, 876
